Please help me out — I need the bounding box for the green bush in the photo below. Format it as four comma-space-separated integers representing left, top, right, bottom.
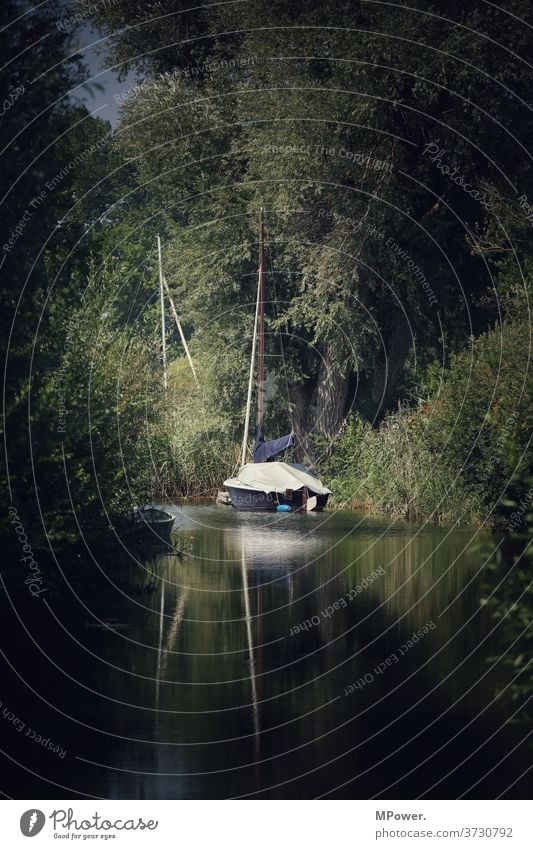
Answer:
35, 269, 166, 542
162, 358, 240, 496
328, 314, 532, 525
326, 411, 478, 522
426, 317, 533, 523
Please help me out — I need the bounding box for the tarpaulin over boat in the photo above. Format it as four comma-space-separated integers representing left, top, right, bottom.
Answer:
253, 426, 294, 463
224, 462, 331, 495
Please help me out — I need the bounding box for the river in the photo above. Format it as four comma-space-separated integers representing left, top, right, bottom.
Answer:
1, 505, 530, 799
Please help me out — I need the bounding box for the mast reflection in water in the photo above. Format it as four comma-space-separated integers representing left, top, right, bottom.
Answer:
1, 505, 530, 799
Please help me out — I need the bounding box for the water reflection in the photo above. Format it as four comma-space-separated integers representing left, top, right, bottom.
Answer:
1, 506, 530, 799
240, 537, 260, 754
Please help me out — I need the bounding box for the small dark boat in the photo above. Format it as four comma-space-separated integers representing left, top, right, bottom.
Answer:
133, 507, 175, 544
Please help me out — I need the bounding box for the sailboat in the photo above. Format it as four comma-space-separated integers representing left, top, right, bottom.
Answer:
223, 209, 331, 512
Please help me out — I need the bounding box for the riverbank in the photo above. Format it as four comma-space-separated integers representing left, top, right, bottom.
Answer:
161, 306, 531, 530
319, 313, 532, 529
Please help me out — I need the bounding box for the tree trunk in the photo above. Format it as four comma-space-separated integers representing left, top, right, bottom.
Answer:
359, 319, 412, 422
291, 321, 411, 463
291, 344, 350, 465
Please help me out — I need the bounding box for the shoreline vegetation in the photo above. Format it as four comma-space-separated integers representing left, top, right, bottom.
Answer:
160, 301, 532, 531
325, 311, 532, 529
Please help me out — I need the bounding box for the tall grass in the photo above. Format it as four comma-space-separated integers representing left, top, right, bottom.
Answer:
156, 359, 239, 497
327, 315, 532, 526
326, 412, 481, 523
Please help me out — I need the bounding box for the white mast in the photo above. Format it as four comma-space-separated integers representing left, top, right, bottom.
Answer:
240, 275, 261, 468
163, 277, 200, 389
156, 234, 168, 392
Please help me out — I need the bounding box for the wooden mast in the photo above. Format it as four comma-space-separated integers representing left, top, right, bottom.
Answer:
257, 207, 265, 430
240, 279, 260, 468
240, 207, 263, 468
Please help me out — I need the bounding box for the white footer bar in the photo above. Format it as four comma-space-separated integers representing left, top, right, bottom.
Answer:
2, 800, 530, 848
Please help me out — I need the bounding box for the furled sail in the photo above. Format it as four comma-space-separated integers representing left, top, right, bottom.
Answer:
253, 426, 294, 463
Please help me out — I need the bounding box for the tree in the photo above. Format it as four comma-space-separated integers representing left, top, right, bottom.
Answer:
81, 0, 532, 463
1, 1, 166, 541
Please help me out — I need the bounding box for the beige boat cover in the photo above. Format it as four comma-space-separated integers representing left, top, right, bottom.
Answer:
224, 462, 331, 495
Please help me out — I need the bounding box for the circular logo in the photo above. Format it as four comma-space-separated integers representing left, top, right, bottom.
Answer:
20, 810, 46, 837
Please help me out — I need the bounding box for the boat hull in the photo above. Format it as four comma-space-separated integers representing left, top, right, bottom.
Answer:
133, 507, 175, 544
225, 485, 328, 512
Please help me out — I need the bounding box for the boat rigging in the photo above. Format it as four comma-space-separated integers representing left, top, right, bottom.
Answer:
222, 209, 331, 512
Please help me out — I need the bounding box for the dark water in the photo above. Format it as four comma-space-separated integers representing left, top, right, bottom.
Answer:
1, 506, 530, 799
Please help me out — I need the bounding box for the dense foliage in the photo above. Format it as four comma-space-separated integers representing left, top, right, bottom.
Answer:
83, 0, 533, 448
326, 306, 532, 524
1, 1, 166, 549
2, 1, 532, 533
